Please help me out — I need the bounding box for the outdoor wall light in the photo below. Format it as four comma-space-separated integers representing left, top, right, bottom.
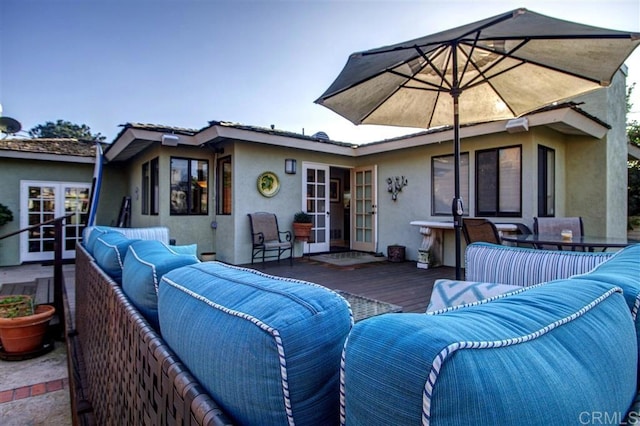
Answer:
285, 158, 297, 174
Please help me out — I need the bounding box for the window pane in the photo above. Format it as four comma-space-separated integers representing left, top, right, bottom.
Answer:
151, 158, 159, 215
142, 162, 149, 215
170, 158, 189, 214
432, 153, 469, 215
191, 159, 208, 214
217, 157, 232, 215
538, 146, 555, 217
476, 150, 498, 215
498, 147, 520, 213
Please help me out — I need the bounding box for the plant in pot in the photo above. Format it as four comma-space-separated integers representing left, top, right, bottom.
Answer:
292, 211, 313, 241
0, 295, 55, 354
0, 203, 13, 227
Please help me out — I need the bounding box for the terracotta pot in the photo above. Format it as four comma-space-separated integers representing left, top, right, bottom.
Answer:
292, 222, 313, 240
0, 305, 55, 353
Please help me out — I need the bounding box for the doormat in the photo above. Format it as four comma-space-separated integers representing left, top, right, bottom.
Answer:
310, 251, 387, 267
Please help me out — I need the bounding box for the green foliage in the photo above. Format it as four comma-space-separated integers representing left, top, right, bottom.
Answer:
0, 295, 34, 318
0, 203, 13, 226
629, 120, 640, 148
293, 211, 312, 223
28, 119, 106, 141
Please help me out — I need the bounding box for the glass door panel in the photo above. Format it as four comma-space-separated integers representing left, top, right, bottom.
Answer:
20, 181, 91, 262
352, 165, 377, 252
302, 164, 330, 253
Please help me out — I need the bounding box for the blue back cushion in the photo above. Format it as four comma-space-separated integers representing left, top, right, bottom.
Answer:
342, 280, 637, 426
122, 240, 199, 331
158, 262, 352, 426
84, 226, 119, 255
93, 232, 138, 284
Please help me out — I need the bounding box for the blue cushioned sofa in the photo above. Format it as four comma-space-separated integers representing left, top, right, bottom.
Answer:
67, 227, 640, 425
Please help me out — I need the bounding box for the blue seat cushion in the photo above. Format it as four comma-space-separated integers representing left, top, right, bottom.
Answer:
342, 279, 637, 426
427, 279, 521, 312
122, 240, 199, 331
93, 232, 138, 284
158, 262, 352, 426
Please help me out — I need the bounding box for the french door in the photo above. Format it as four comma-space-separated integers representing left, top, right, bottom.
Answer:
302, 163, 330, 253
20, 181, 90, 262
352, 165, 377, 252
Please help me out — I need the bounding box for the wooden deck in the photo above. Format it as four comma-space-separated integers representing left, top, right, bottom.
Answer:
245, 258, 456, 313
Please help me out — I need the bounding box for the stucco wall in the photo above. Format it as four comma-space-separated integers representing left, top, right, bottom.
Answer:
119, 144, 218, 254
0, 157, 93, 266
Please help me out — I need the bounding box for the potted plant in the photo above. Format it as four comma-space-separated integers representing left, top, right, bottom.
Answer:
0, 203, 13, 227
292, 211, 313, 241
0, 295, 55, 354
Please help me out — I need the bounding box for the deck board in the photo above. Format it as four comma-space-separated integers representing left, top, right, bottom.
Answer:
245, 258, 456, 313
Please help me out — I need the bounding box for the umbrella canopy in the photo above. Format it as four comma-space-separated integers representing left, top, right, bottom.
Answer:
316, 8, 640, 278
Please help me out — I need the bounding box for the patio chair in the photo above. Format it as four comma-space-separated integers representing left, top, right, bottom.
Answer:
533, 216, 584, 250
247, 212, 293, 265
462, 218, 502, 245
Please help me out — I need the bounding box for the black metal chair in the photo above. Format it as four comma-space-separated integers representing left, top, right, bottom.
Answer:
462, 218, 502, 245
247, 212, 292, 265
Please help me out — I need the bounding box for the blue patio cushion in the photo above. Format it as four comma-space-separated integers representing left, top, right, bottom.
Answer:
341, 279, 637, 426
158, 262, 352, 426
427, 279, 521, 312
122, 240, 199, 331
571, 244, 640, 377
83, 226, 122, 255
465, 242, 613, 286
93, 232, 139, 284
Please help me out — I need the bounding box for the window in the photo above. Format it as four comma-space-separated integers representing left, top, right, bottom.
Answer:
537, 145, 555, 217
475, 146, 521, 217
170, 157, 208, 215
432, 153, 469, 216
141, 157, 159, 215
217, 156, 232, 215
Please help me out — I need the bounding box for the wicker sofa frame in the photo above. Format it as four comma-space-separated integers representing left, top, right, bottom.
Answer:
64, 244, 234, 425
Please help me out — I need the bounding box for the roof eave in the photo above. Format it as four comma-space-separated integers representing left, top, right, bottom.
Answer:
0, 150, 95, 163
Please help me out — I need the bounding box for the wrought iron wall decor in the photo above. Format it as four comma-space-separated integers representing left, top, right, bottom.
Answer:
387, 176, 408, 201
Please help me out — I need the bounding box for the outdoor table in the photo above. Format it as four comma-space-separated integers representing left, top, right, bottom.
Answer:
336, 291, 402, 322
501, 234, 640, 251
410, 220, 518, 268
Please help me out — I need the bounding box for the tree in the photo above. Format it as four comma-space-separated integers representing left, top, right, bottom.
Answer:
627, 83, 640, 217
28, 120, 106, 141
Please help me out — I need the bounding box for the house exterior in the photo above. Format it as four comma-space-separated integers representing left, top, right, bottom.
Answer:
0, 68, 630, 267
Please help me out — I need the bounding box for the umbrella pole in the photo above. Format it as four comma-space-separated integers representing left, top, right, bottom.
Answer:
451, 44, 463, 280
452, 89, 463, 280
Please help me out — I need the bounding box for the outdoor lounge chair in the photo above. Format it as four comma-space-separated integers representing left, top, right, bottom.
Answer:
462, 218, 502, 245
248, 212, 293, 265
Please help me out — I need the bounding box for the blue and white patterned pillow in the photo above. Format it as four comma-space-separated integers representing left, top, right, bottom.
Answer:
427, 279, 521, 312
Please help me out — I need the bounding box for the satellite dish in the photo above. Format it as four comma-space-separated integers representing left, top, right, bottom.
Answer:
0, 117, 22, 135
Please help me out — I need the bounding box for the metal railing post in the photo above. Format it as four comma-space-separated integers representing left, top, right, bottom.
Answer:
53, 217, 65, 340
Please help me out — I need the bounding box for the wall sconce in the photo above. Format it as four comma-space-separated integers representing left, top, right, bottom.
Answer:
285, 158, 297, 174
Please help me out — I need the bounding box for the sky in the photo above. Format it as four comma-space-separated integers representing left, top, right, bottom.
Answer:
1, 0, 639, 144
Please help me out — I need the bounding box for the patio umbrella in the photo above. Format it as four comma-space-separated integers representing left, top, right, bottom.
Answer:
315, 8, 640, 279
